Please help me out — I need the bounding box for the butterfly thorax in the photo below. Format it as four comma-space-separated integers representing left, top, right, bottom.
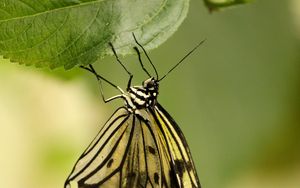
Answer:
124, 77, 159, 111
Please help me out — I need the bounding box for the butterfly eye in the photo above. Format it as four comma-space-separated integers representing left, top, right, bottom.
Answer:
147, 81, 154, 87
142, 77, 156, 88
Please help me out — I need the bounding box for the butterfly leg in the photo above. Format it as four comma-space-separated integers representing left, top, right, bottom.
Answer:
133, 46, 151, 78
132, 33, 159, 80
109, 42, 133, 90
80, 64, 125, 103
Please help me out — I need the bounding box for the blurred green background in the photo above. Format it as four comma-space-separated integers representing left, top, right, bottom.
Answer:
1, 0, 300, 187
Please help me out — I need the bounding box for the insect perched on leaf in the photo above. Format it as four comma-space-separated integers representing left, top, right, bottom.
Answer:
64, 34, 204, 188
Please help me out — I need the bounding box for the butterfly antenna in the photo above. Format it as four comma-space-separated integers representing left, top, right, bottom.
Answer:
132, 33, 159, 80
158, 39, 206, 82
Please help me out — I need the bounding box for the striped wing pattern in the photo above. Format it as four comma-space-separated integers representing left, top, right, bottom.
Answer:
154, 104, 200, 188
65, 105, 200, 188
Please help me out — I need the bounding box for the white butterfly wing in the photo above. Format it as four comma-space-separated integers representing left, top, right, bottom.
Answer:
65, 105, 200, 188
153, 103, 201, 188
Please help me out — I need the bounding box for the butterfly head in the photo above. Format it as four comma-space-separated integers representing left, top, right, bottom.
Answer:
142, 77, 159, 91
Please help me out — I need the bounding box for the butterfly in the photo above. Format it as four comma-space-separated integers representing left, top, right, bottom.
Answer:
64, 34, 204, 188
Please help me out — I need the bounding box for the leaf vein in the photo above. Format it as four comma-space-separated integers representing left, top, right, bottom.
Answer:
16, 0, 38, 12
34, 6, 103, 67
0, 12, 70, 52
52, 6, 102, 61
0, 0, 105, 23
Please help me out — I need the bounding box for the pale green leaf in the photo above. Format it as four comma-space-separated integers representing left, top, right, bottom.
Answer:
0, 0, 189, 69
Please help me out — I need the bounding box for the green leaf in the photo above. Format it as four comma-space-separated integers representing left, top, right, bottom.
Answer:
204, 0, 253, 11
0, 0, 189, 69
